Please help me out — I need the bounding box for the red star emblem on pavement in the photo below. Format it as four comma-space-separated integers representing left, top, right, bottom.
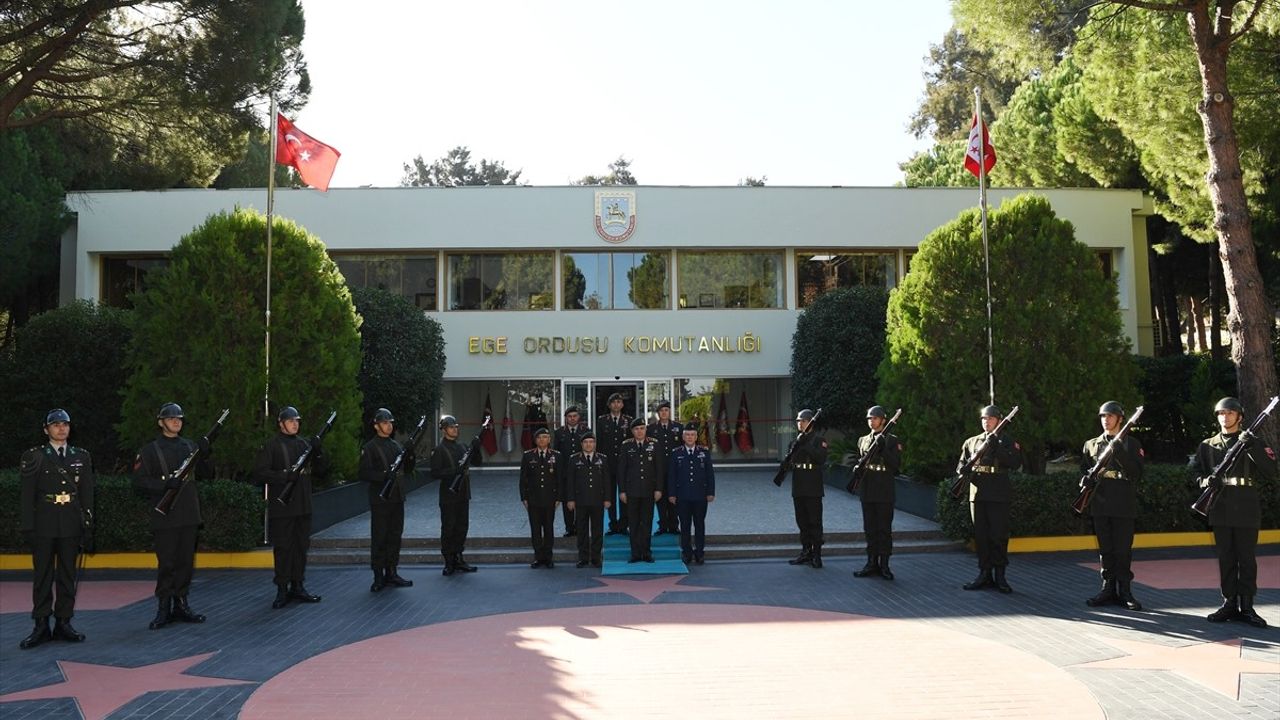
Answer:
0, 652, 254, 720
564, 575, 724, 603
1070, 635, 1279, 699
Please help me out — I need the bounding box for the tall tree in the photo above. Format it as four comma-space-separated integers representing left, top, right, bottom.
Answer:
576, 156, 638, 185
400, 146, 522, 187
910, 28, 1023, 141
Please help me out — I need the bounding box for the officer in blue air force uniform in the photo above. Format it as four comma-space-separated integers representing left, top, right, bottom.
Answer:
668, 424, 715, 565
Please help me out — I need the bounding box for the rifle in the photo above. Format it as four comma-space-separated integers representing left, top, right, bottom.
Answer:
846, 408, 903, 494
155, 408, 230, 515
379, 414, 429, 500
947, 405, 1020, 500
448, 415, 493, 493
1191, 395, 1279, 517
277, 410, 337, 506
773, 408, 824, 487
1071, 405, 1145, 516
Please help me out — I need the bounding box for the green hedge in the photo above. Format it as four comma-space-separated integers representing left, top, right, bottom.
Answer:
0, 472, 264, 552
935, 463, 1277, 541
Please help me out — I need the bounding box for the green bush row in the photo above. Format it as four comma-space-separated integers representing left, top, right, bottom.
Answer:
934, 463, 1278, 541
0, 472, 264, 552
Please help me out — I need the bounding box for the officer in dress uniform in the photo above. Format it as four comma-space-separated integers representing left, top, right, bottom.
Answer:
647, 401, 683, 535
132, 402, 212, 629
958, 404, 1023, 594
431, 414, 483, 576
253, 406, 327, 610
597, 393, 632, 535
785, 409, 829, 568
566, 432, 611, 567
554, 406, 588, 537
668, 424, 715, 565
358, 408, 414, 592
18, 409, 94, 649
853, 405, 902, 580
520, 428, 560, 568
1081, 401, 1145, 611
1196, 397, 1277, 628
618, 417, 666, 563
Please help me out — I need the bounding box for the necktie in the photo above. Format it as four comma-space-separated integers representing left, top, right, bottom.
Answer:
58, 446, 65, 459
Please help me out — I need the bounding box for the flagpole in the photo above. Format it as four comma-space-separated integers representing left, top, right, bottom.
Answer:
976, 86, 995, 405
263, 96, 277, 545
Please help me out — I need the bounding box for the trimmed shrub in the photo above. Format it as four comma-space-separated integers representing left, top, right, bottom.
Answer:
790, 286, 888, 432
351, 287, 446, 434
1133, 352, 1235, 463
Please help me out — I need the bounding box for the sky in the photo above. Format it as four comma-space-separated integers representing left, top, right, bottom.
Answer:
297, 0, 955, 188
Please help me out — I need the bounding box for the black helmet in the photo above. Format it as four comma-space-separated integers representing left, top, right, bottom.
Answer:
629, 417, 647, 430
372, 408, 395, 423
796, 409, 815, 422
157, 402, 184, 420
44, 408, 71, 426
278, 406, 301, 423
1214, 397, 1244, 413
980, 405, 1003, 419
866, 405, 888, 419
1098, 401, 1124, 416
439, 414, 459, 429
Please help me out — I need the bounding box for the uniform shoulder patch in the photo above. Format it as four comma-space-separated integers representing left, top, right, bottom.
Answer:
1267, 447, 1276, 461
132, 453, 143, 472
819, 439, 828, 448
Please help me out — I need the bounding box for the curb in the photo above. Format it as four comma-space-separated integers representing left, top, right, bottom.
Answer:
1006, 529, 1280, 553
0, 549, 275, 571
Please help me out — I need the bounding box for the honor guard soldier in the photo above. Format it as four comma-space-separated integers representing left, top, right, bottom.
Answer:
359, 408, 414, 592
431, 414, 483, 576
853, 406, 902, 580
566, 432, 611, 567
554, 406, 588, 537
786, 409, 829, 568
647, 401, 683, 535
668, 424, 715, 565
18, 409, 94, 649
1081, 401, 1145, 610
618, 417, 666, 563
133, 402, 212, 629
1196, 397, 1277, 627
520, 428, 560, 568
958, 404, 1023, 594
597, 393, 632, 535
253, 406, 327, 609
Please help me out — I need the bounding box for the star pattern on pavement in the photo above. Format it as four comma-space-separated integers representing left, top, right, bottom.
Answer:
564, 575, 724, 603
1070, 635, 1279, 700
0, 652, 254, 720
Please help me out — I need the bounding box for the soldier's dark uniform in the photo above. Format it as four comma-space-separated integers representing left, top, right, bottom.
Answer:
520, 430, 560, 568
253, 407, 328, 608
647, 406, 683, 535
567, 439, 610, 567
18, 410, 94, 648
958, 405, 1022, 593
786, 410, 829, 568
1196, 397, 1277, 627
430, 415, 483, 575
853, 406, 902, 580
668, 437, 714, 564
617, 418, 666, 562
358, 409, 414, 590
596, 403, 632, 533
1080, 401, 1145, 610
553, 410, 588, 536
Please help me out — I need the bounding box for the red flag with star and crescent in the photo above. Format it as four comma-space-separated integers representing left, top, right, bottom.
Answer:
736, 391, 754, 453
275, 113, 341, 192
963, 112, 996, 178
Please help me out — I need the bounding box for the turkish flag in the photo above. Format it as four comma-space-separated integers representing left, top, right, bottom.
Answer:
275, 113, 341, 191
715, 394, 732, 454
736, 391, 754, 453
963, 113, 996, 178
500, 394, 516, 454
480, 393, 498, 455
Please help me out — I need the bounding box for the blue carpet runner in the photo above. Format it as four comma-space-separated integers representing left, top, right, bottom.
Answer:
601, 512, 688, 576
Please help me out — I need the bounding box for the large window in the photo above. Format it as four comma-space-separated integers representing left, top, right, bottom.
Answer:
562, 252, 669, 310
334, 254, 438, 310
448, 252, 554, 310
101, 255, 168, 308
674, 376, 787, 461
796, 251, 897, 307
677, 251, 783, 309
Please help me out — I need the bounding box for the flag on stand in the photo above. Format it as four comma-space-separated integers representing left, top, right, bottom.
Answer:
735, 391, 754, 453
715, 394, 732, 454
275, 113, 341, 191
520, 403, 535, 451
480, 393, 498, 456
500, 393, 516, 454
963, 112, 996, 178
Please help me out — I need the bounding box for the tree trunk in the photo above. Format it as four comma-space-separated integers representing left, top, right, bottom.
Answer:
1190, 295, 1207, 352
1153, 250, 1184, 355
1209, 249, 1224, 362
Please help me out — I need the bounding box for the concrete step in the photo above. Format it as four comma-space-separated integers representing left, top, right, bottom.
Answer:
310, 528, 948, 550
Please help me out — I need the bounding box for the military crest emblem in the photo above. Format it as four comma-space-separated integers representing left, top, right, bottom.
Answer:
594, 190, 636, 243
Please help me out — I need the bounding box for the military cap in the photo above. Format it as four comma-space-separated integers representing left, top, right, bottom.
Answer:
157, 402, 184, 420
564, 405, 580, 416
534, 427, 550, 438
656, 400, 671, 410
608, 392, 624, 403
44, 408, 71, 426
629, 417, 647, 429
579, 430, 596, 441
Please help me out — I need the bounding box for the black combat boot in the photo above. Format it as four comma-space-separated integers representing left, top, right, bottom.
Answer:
19, 617, 52, 649
52, 618, 85, 642
371, 570, 387, 591
455, 554, 478, 572
853, 553, 879, 578
385, 568, 413, 587
788, 546, 812, 565
149, 597, 173, 629
810, 547, 823, 569
994, 567, 1012, 594
576, 557, 590, 568
1238, 596, 1268, 628
172, 596, 206, 623
1086, 579, 1117, 607
878, 556, 894, 581
272, 585, 290, 609
1206, 596, 1238, 622
442, 556, 457, 576
963, 568, 994, 591
1116, 582, 1142, 611
289, 582, 322, 602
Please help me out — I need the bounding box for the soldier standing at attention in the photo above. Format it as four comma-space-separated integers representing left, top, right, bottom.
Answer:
598, 393, 632, 535
1197, 397, 1277, 628
647, 400, 683, 535
554, 406, 587, 537
1081, 401, 1145, 611
431, 414, 483, 576
786, 409, 829, 569
618, 418, 665, 563
668, 424, 715, 565
958, 404, 1022, 594
359, 408, 414, 592
18, 409, 94, 649
520, 428, 560, 568
566, 432, 610, 568
253, 406, 327, 610
853, 406, 902, 581
132, 402, 212, 629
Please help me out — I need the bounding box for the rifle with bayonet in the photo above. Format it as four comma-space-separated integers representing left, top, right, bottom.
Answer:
278, 410, 337, 506
155, 408, 230, 515
947, 405, 1020, 500
846, 408, 903, 494
448, 415, 493, 494
773, 408, 823, 487
1071, 405, 1144, 516
379, 414, 429, 500
1191, 396, 1279, 517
